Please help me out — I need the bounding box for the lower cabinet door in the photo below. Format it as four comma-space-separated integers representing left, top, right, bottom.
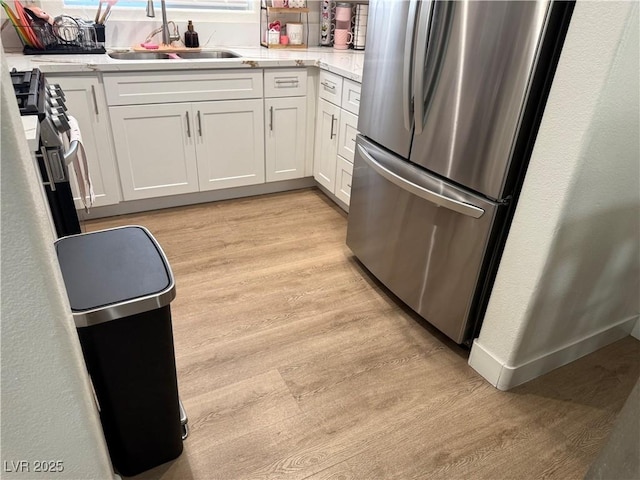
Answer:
335, 155, 354, 207
109, 103, 199, 200
195, 99, 265, 191
265, 96, 307, 182
313, 98, 341, 192
337, 109, 359, 163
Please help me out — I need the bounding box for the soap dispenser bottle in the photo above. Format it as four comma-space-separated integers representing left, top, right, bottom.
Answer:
184, 20, 199, 48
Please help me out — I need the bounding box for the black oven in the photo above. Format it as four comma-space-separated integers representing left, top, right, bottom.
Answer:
12, 68, 81, 238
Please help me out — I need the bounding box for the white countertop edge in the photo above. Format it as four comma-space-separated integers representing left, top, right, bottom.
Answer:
5, 46, 365, 82
20, 116, 40, 152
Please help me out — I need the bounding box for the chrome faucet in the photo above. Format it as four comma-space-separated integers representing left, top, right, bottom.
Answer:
146, 0, 180, 45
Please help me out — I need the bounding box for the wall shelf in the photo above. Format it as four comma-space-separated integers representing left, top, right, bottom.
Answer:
260, 5, 310, 49
266, 7, 309, 13
260, 42, 308, 49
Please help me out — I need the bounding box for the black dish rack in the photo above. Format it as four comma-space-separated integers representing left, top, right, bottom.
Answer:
16, 21, 106, 55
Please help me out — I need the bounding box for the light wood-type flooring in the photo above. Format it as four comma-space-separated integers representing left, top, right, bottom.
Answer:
85, 188, 640, 480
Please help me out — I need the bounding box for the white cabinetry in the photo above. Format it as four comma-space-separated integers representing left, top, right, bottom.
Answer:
104, 70, 265, 201
196, 99, 265, 191
313, 98, 340, 192
47, 75, 121, 208
108, 103, 200, 200
313, 70, 361, 210
264, 69, 307, 182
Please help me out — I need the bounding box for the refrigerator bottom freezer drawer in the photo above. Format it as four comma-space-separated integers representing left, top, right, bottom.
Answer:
346, 136, 500, 343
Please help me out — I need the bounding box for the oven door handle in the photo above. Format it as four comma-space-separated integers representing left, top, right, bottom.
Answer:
63, 140, 79, 166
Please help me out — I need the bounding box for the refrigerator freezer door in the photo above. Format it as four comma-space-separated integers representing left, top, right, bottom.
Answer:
357, 0, 420, 159
410, 0, 549, 200
346, 136, 499, 343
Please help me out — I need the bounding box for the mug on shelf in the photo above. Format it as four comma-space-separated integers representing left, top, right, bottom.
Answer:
287, 22, 303, 45
333, 28, 352, 50
335, 2, 352, 22
280, 35, 289, 45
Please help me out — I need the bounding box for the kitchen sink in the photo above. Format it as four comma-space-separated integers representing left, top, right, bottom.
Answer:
108, 50, 241, 60
174, 51, 240, 59
108, 52, 174, 60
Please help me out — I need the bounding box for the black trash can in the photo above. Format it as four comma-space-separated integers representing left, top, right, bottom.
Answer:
55, 226, 184, 477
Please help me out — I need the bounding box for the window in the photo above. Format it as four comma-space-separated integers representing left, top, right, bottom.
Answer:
55, 0, 257, 24
63, 0, 252, 12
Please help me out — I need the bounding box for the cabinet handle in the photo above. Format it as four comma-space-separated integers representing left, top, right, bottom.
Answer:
275, 78, 299, 87
186, 111, 191, 138
197, 110, 202, 137
91, 85, 99, 115
330, 114, 337, 139
269, 106, 274, 131
321, 81, 336, 92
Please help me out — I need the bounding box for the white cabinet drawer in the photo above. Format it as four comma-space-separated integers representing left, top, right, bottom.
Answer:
341, 78, 361, 115
264, 69, 308, 97
319, 70, 343, 106
104, 70, 264, 106
337, 109, 359, 163
335, 156, 353, 206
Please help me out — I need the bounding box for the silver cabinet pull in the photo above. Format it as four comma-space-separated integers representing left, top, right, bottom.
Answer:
91, 85, 99, 115
330, 114, 337, 139
197, 110, 202, 137
269, 106, 274, 131
321, 81, 336, 91
275, 78, 299, 87
186, 111, 191, 138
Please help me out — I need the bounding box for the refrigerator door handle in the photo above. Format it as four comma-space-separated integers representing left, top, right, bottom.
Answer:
402, 0, 419, 132
357, 144, 485, 219
413, 0, 435, 135
414, 2, 453, 137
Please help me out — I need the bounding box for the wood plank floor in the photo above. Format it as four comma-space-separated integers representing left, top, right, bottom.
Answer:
85, 188, 640, 480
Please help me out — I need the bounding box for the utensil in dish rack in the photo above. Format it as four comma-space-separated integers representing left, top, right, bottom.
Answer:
95, 0, 103, 23
98, 0, 117, 24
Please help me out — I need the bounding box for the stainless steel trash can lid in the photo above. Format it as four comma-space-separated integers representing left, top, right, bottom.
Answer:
55, 225, 176, 327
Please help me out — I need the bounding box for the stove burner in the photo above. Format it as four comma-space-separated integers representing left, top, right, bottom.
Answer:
10, 68, 45, 115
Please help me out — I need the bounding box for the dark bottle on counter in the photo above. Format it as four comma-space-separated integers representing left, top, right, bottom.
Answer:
184, 20, 199, 48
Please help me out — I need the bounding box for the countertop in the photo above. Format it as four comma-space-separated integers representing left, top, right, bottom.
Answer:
4, 46, 365, 82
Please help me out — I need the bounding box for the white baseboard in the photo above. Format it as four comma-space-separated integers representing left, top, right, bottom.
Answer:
79, 178, 316, 220
632, 317, 640, 340
469, 315, 638, 391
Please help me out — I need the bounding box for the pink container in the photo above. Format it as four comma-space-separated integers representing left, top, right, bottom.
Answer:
335, 3, 351, 22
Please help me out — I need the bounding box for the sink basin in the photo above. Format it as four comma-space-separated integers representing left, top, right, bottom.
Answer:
174, 51, 240, 59
108, 50, 241, 60
108, 52, 174, 60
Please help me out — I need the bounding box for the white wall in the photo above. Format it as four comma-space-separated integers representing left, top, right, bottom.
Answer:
469, 1, 640, 390
0, 48, 115, 479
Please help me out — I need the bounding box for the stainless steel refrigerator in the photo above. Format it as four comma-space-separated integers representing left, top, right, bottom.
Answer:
346, 0, 574, 344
